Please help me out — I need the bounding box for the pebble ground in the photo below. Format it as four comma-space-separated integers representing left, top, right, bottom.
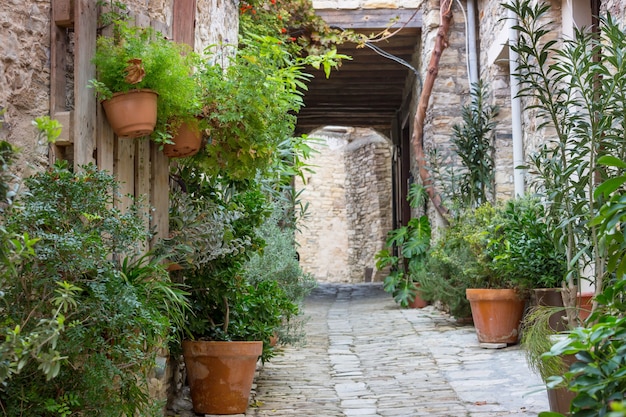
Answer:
196, 282, 550, 417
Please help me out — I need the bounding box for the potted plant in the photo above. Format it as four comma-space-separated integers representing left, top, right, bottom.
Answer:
375, 183, 432, 308
488, 196, 568, 330
458, 202, 528, 345
162, 167, 298, 415
90, 21, 199, 146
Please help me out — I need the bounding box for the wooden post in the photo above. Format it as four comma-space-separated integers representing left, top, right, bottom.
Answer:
73, 0, 97, 168
173, 0, 197, 46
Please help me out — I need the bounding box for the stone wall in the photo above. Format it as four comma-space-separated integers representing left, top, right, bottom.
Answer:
344, 129, 393, 282
0, 0, 52, 177
0, 0, 237, 178
295, 127, 392, 283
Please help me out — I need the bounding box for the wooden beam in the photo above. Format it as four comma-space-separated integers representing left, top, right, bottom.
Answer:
150, 144, 169, 248
115, 137, 136, 212
74, 0, 97, 168
135, 138, 151, 251
172, 0, 196, 46
316, 8, 422, 30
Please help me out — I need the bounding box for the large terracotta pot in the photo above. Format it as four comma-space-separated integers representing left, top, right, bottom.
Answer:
163, 120, 202, 158
182, 340, 262, 415
101, 89, 158, 138
466, 288, 526, 344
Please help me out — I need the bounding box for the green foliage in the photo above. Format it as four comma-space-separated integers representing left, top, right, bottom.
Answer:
91, 22, 200, 145
190, 35, 320, 181
244, 203, 317, 348
416, 205, 494, 317
543, 316, 626, 416
32, 116, 62, 144
449, 81, 498, 209
167, 168, 291, 358
0, 157, 187, 416
429, 81, 498, 213
375, 184, 432, 307
504, 0, 626, 302
486, 196, 567, 290
419, 199, 561, 317
239, 0, 366, 59
521, 306, 568, 382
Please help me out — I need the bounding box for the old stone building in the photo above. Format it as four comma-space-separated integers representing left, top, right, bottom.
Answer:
294, 0, 626, 284
295, 127, 392, 283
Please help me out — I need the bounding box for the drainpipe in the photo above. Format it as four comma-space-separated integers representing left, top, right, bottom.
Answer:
508, 6, 525, 196
466, 0, 479, 85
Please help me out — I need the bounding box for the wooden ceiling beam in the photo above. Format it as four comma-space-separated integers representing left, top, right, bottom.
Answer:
316, 8, 422, 30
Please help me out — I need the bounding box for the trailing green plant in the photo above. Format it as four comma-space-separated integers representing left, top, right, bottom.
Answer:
520, 306, 568, 383
0, 155, 187, 416
90, 21, 200, 146
375, 184, 432, 307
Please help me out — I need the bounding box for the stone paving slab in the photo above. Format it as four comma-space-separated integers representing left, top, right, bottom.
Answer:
243, 283, 549, 417
174, 283, 549, 417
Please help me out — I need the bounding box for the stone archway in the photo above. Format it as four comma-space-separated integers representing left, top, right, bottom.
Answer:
295, 126, 393, 283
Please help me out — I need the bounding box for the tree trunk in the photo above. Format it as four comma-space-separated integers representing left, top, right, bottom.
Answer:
410, 0, 454, 222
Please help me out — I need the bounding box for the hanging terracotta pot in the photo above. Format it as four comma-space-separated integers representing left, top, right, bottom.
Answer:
101, 89, 158, 138
163, 119, 202, 158
466, 288, 526, 344
182, 340, 262, 415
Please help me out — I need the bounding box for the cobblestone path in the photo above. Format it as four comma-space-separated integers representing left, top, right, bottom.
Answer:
244, 283, 549, 417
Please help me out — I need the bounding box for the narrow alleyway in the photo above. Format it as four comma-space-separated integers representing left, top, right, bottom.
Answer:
245, 283, 549, 417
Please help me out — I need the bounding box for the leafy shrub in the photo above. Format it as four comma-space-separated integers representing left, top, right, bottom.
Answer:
486, 197, 566, 290
243, 203, 317, 347
0, 160, 187, 416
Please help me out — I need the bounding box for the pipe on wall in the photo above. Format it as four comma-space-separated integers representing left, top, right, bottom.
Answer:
507, 6, 525, 196
466, 0, 479, 85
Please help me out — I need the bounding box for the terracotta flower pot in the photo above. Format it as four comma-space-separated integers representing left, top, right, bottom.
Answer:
182, 340, 262, 415
546, 352, 578, 415
101, 89, 158, 138
408, 287, 429, 309
163, 120, 202, 158
466, 288, 526, 344
531, 288, 567, 332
